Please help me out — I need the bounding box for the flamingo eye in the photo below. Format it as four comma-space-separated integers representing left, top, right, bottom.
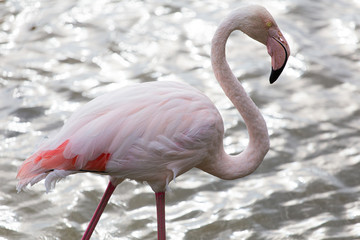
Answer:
266, 21, 272, 28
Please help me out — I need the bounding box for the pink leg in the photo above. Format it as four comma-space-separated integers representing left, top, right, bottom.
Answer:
82, 181, 116, 240
155, 192, 166, 240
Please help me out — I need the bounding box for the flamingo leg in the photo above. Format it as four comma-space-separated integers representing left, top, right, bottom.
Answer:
155, 192, 166, 240
82, 181, 116, 240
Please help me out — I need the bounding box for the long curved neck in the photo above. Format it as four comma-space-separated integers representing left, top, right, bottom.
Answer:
204, 16, 270, 179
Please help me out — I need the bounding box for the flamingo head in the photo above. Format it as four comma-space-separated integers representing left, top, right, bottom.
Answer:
235, 5, 290, 83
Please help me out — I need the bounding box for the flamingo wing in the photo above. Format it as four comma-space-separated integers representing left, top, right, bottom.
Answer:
17, 81, 223, 192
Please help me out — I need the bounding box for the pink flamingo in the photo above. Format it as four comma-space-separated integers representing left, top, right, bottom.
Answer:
17, 5, 289, 240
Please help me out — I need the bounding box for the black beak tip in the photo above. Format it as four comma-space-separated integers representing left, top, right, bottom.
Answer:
269, 68, 282, 84
269, 57, 287, 84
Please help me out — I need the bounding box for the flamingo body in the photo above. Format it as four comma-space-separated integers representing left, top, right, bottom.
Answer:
17, 5, 290, 240
17, 81, 223, 192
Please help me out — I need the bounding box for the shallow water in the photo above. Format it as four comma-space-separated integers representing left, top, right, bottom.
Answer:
1, 0, 360, 239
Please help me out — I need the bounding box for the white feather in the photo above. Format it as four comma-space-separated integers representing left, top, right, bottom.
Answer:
44, 170, 76, 193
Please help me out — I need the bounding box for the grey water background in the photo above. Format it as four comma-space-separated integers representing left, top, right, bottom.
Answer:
1, 0, 360, 239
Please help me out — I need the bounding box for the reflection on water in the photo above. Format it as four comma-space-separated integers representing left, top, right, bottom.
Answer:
1, 0, 360, 239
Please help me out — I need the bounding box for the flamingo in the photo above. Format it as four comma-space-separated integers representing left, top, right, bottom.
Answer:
17, 5, 290, 240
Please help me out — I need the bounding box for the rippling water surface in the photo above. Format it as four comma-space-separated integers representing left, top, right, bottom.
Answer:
1, 0, 360, 239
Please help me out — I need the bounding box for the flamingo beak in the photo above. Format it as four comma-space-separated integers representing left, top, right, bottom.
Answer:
267, 30, 290, 84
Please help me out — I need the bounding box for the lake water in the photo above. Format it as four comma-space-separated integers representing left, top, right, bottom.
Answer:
1, 0, 360, 239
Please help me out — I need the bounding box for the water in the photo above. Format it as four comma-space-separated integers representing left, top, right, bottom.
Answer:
1, 0, 360, 239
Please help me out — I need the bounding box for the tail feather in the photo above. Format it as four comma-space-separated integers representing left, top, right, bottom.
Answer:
16, 139, 111, 192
